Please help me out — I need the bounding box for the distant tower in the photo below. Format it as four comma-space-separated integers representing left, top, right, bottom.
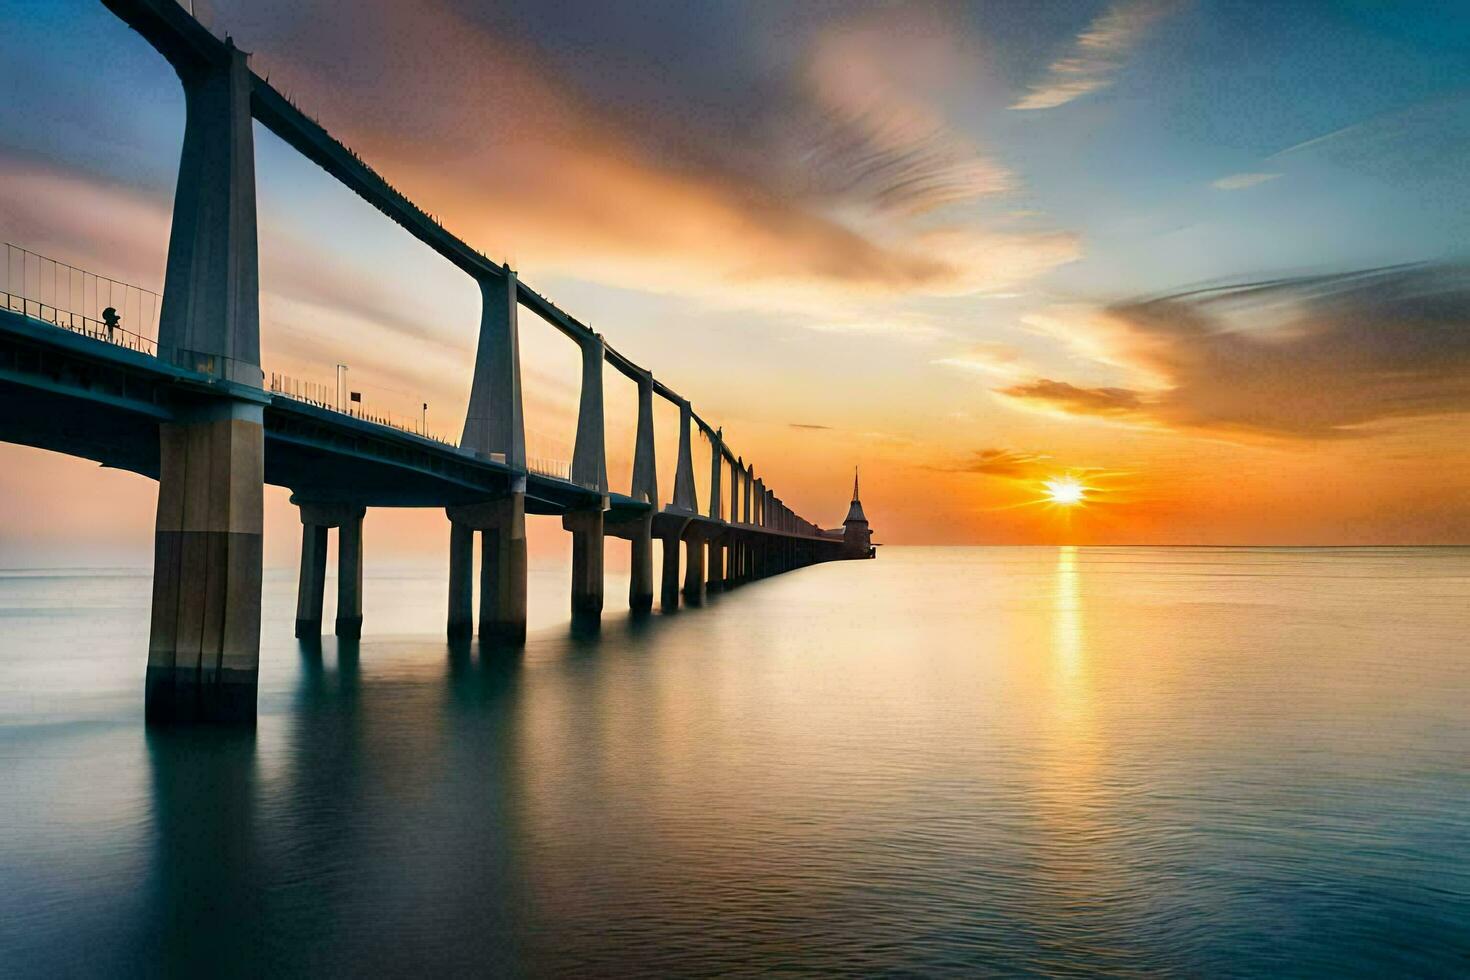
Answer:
843, 467, 874, 558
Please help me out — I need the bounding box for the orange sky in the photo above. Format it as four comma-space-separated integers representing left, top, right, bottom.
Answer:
1, 0, 1468, 563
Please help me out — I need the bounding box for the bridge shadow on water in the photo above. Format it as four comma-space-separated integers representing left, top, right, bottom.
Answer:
136, 591, 742, 976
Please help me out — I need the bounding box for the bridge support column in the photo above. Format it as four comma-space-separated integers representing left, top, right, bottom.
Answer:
146, 404, 264, 725
660, 534, 681, 611
294, 523, 328, 638
683, 535, 706, 606
565, 510, 605, 623
335, 508, 365, 639
447, 522, 475, 639
480, 497, 528, 646
706, 537, 724, 594
446, 494, 527, 647
157, 42, 262, 384
725, 538, 740, 589
629, 514, 654, 612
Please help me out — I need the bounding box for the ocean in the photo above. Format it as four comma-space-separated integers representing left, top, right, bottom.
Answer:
1, 546, 1467, 975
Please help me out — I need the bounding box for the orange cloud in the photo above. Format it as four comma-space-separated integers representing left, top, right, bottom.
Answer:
934, 448, 1055, 479
223, 0, 1076, 310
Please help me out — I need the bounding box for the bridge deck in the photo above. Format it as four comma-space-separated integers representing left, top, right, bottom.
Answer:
0, 308, 823, 540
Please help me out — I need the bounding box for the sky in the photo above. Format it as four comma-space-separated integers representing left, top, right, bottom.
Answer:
1, 0, 1468, 563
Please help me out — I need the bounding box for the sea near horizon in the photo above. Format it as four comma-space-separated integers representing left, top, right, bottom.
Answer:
1, 546, 1467, 976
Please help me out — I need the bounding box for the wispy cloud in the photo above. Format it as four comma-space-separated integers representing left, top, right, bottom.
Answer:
1011, 0, 1181, 111
930, 448, 1054, 478
801, 11, 1010, 217
1211, 172, 1281, 191
790, 423, 833, 430
996, 265, 1470, 439
199, 0, 1078, 315
933, 342, 1037, 380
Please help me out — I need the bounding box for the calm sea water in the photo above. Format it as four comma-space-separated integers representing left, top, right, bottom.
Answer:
0, 546, 1467, 976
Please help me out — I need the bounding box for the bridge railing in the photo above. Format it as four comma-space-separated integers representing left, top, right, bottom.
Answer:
1, 243, 160, 356
525, 427, 581, 487
268, 371, 458, 447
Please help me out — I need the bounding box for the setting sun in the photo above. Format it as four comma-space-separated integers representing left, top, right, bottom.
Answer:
1043, 475, 1086, 506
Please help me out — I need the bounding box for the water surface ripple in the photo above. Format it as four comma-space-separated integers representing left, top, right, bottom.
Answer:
1, 547, 1467, 975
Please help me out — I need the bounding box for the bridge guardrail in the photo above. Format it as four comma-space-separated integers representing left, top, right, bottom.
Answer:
2, 243, 160, 356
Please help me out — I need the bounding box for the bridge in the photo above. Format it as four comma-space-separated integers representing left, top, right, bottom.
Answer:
0, 0, 875, 724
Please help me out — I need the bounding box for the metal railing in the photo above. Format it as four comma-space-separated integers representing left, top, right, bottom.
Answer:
268, 371, 458, 447
524, 427, 578, 486
2, 243, 159, 355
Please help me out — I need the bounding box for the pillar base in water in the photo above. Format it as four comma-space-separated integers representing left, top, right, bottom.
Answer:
335, 615, 363, 639
682, 535, 706, 606
629, 519, 654, 612
564, 510, 605, 623
706, 539, 724, 594
660, 534, 681, 612
447, 521, 475, 640
147, 405, 263, 726
144, 665, 258, 726
449, 494, 528, 648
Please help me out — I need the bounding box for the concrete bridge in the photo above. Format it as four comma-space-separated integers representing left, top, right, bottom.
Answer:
0, 0, 874, 724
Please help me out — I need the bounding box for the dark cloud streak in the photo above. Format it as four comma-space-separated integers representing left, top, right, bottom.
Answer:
1000, 264, 1470, 439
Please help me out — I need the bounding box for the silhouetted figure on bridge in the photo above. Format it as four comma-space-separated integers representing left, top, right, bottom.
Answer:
102, 306, 119, 342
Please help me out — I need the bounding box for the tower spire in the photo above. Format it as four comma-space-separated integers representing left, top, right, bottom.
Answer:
852, 466, 859, 502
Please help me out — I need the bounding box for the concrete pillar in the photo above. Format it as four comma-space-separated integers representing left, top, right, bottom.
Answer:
450, 494, 528, 646
447, 521, 475, 639
660, 534, 681, 611
567, 332, 607, 622
571, 333, 608, 493
463, 270, 526, 467
733, 458, 744, 523
480, 496, 527, 645
630, 371, 658, 506
158, 42, 261, 385
707, 536, 724, 594
671, 399, 697, 512
730, 456, 742, 523
744, 467, 754, 525
683, 535, 706, 605
726, 536, 739, 589
146, 403, 264, 724
564, 510, 605, 621
629, 513, 654, 611
294, 522, 328, 638
708, 428, 723, 521
754, 479, 765, 527
335, 508, 365, 638
630, 371, 658, 613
